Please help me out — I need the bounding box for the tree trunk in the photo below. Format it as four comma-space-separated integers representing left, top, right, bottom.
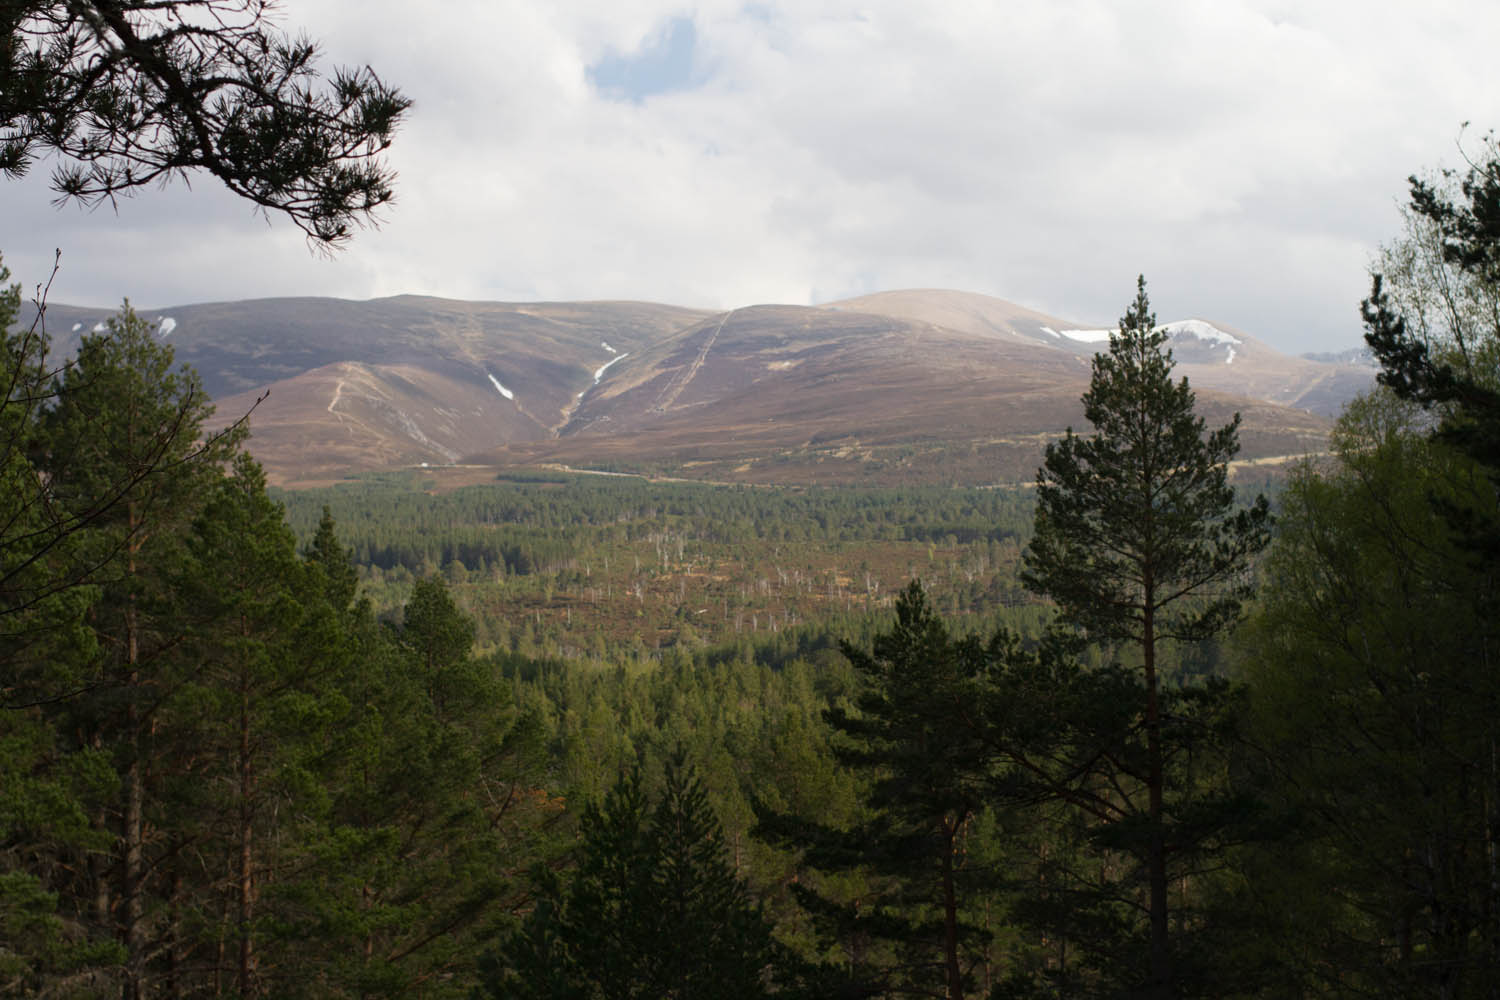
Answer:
166, 864, 181, 1000
238, 648, 255, 999
1144, 599, 1170, 999
122, 740, 144, 1000
941, 816, 965, 1000
122, 529, 145, 1000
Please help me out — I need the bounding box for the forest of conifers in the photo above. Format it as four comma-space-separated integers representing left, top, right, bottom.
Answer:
5, 143, 1500, 1000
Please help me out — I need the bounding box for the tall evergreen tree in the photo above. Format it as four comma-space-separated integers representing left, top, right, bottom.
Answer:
0, 258, 125, 994
279, 574, 551, 998
168, 453, 350, 998
1021, 277, 1269, 998
758, 582, 997, 999
32, 303, 240, 998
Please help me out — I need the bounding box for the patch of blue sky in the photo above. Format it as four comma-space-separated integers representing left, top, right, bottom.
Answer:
587, 16, 703, 103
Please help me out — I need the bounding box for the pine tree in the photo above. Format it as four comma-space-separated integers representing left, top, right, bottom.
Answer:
279, 574, 551, 997
32, 303, 240, 998
758, 581, 996, 999
0, 256, 79, 655
2, 2, 409, 245
490, 756, 781, 1000
168, 453, 350, 997
306, 505, 359, 615
0, 259, 126, 992
1020, 277, 1269, 998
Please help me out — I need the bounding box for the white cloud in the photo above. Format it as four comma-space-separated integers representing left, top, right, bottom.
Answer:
3, 0, 1499, 353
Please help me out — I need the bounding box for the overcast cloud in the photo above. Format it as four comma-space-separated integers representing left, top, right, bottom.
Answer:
6, 0, 1500, 353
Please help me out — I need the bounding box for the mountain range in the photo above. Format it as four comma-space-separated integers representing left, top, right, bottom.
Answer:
24, 289, 1368, 487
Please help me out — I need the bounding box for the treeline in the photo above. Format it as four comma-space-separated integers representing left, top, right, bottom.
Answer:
276, 477, 1031, 574
271, 475, 1046, 662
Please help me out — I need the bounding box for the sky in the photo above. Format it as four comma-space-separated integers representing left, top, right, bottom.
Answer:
6, 0, 1500, 354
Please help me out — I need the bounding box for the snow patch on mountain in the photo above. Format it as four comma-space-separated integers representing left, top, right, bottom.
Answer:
593, 353, 628, 383
1059, 328, 1113, 343
71, 322, 81, 332
1057, 320, 1241, 359
601, 341, 618, 354
576, 351, 631, 402
157, 317, 177, 337
1161, 319, 1240, 346
486, 373, 515, 400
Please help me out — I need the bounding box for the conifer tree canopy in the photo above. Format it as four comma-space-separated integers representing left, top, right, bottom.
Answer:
490, 758, 781, 1000
1364, 136, 1500, 560
1022, 276, 1270, 998
0, 1, 409, 245
1022, 276, 1270, 648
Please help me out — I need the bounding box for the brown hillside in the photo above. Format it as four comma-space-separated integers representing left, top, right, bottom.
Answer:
23, 292, 1339, 487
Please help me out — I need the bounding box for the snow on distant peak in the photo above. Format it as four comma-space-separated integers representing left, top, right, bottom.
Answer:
601, 341, 618, 355
1058, 319, 1241, 354
1039, 326, 1062, 339
71, 322, 81, 332
92, 321, 107, 332
486, 373, 515, 401
1160, 319, 1240, 347
157, 317, 177, 337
